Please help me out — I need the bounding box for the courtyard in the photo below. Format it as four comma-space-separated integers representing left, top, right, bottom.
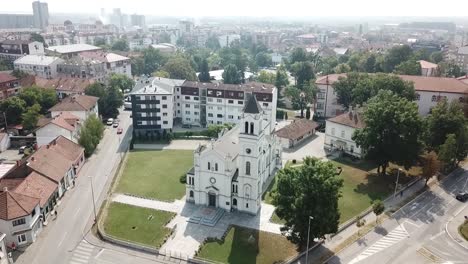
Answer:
115, 149, 193, 201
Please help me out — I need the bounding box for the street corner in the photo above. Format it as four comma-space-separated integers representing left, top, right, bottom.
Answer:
445, 205, 468, 250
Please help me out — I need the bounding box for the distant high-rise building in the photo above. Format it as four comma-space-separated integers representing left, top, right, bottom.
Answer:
130, 14, 146, 28
32, 1, 49, 30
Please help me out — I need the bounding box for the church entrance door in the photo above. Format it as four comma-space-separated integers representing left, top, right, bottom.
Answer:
208, 193, 216, 207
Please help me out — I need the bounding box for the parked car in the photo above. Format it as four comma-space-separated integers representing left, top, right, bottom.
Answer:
456, 192, 468, 202
182, 124, 192, 129
18, 146, 27, 154
107, 118, 114, 126
117, 128, 123, 134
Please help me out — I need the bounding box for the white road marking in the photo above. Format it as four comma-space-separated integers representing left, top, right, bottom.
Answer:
69, 240, 95, 264
73, 207, 82, 218
58, 231, 68, 247
429, 230, 445, 240
348, 225, 409, 264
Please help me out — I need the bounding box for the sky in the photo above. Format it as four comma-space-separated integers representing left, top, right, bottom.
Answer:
3, 0, 468, 17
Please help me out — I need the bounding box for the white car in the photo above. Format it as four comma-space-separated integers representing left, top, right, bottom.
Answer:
107, 118, 114, 126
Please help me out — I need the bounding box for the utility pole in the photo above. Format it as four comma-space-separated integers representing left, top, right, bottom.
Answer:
305, 216, 314, 264
394, 168, 402, 198
88, 176, 97, 224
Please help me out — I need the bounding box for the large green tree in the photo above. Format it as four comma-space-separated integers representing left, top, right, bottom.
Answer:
198, 58, 211, 82
111, 39, 130, 51
382, 45, 413, 72
78, 114, 105, 157
0, 97, 26, 125
333, 73, 416, 110
109, 73, 135, 92
353, 91, 424, 175
285, 83, 316, 118
290, 61, 315, 89
394, 60, 422, 75
162, 56, 197, 80
131, 47, 168, 76
289, 47, 308, 65
256, 71, 276, 84
273, 157, 343, 246
255, 52, 272, 68
275, 67, 290, 89
21, 104, 41, 131
438, 134, 458, 170
222, 64, 242, 84
18, 86, 57, 114
85, 83, 123, 118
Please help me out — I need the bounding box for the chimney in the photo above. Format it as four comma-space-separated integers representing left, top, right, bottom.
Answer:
31, 156, 35, 161
2, 187, 7, 192
16, 160, 20, 166
349, 111, 353, 120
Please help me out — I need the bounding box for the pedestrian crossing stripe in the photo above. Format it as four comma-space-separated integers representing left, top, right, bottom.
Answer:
69, 241, 95, 264
349, 225, 409, 264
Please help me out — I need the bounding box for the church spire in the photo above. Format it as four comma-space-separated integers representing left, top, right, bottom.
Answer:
243, 95, 262, 114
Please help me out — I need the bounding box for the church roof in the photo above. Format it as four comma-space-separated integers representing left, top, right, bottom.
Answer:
243, 95, 262, 114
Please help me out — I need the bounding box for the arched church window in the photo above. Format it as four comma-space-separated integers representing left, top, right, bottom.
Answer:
246, 161, 251, 175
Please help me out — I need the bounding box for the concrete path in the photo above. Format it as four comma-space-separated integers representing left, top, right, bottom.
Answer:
110, 193, 282, 257
134, 140, 209, 150
282, 132, 326, 162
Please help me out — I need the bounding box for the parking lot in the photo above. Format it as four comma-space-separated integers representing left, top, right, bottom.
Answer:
282, 132, 327, 162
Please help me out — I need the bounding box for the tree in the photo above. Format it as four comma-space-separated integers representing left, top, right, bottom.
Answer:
305, 107, 311, 120
255, 52, 272, 68
152, 70, 170, 78
439, 60, 465, 78
353, 91, 424, 175
111, 39, 129, 51
334, 63, 351, 74
198, 58, 211, 82
372, 200, 385, 224
30, 33, 46, 46
85, 83, 123, 118
94, 37, 107, 47
78, 114, 104, 157
430, 51, 444, 64
162, 57, 197, 80
222, 64, 242, 84
0, 58, 11, 71
21, 104, 41, 131
394, 60, 422, 75
285, 83, 316, 118
289, 47, 308, 65
290, 61, 315, 89
425, 99, 467, 150
421, 151, 440, 186
275, 67, 290, 89
333, 73, 416, 110
256, 71, 275, 84
438, 134, 458, 171
382, 45, 413, 72
355, 215, 366, 235
205, 36, 221, 51
272, 157, 344, 246
134, 47, 168, 75
0, 96, 26, 124
109, 74, 135, 92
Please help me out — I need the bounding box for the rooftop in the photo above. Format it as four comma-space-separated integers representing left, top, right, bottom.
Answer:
275, 119, 318, 140
0, 72, 17, 83
49, 94, 99, 112
132, 77, 185, 95
418, 60, 438, 69
458, 46, 468, 55
79, 51, 130, 63
37, 112, 79, 132
327, 111, 365, 129
14, 55, 63, 66
243, 95, 262, 114
46, 44, 101, 54
33, 76, 95, 93
14, 171, 57, 207
181, 81, 274, 94
0, 190, 39, 220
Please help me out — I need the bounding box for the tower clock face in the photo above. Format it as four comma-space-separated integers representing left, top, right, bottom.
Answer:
210, 177, 216, 184
246, 148, 251, 154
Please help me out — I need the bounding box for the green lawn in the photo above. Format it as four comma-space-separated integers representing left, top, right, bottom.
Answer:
116, 150, 192, 201
103, 202, 175, 248
197, 226, 297, 264
460, 221, 468, 241
264, 157, 418, 224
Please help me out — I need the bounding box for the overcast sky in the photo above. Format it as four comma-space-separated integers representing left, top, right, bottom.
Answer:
3, 0, 468, 17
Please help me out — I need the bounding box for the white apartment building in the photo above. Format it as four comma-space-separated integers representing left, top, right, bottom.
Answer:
178, 81, 277, 131
79, 51, 132, 78
315, 74, 468, 118
14, 55, 63, 79
186, 96, 282, 215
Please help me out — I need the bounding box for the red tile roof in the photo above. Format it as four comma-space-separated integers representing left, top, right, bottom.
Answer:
0, 190, 39, 220
49, 94, 98, 112
34, 77, 95, 93
327, 111, 365, 129
37, 113, 79, 132
14, 172, 57, 207
27, 146, 74, 183
275, 119, 318, 140
0, 73, 18, 84
418, 60, 438, 69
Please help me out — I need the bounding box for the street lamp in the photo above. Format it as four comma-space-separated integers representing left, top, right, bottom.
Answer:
305, 216, 314, 264
88, 176, 97, 224
394, 168, 402, 198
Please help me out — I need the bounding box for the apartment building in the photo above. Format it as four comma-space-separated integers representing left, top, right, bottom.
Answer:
177, 81, 277, 130
0, 73, 20, 101
0, 40, 44, 62
14, 55, 63, 79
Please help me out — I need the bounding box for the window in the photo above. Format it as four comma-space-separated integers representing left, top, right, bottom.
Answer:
208, 98, 213, 102
431, 95, 437, 102
316, 102, 324, 110
215, 163, 218, 171
232, 184, 238, 193
162, 104, 167, 109
233, 198, 237, 206
185, 111, 191, 114
162, 96, 167, 100
163, 121, 168, 124
245, 122, 249, 133
186, 118, 191, 121
217, 106, 222, 110
331, 127, 335, 136
17, 234, 27, 244
228, 100, 234, 104
194, 112, 199, 115
238, 101, 243, 105
208, 113, 213, 117
217, 121, 222, 124
228, 115, 234, 119
185, 96, 190, 100
415, 93, 420, 101
263, 103, 268, 107
341, 130, 345, 138
185, 104, 190, 107
246, 161, 251, 175
31, 208, 36, 217
194, 105, 200, 109
190, 190, 194, 197
208, 106, 213, 110
250, 122, 254, 134
194, 97, 199, 101
12, 218, 26, 227
317, 93, 325, 99
217, 99, 222, 103
208, 162, 211, 170
163, 113, 168, 116
217, 114, 223, 118
246, 203, 249, 208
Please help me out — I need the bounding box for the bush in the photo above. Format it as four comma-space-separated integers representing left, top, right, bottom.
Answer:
292, 159, 297, 164
276, 109, 285, 119
179, 174, 187, 184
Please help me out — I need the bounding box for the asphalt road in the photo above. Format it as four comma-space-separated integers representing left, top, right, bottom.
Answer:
13, 109, 165, 264
327, 168, 468, 264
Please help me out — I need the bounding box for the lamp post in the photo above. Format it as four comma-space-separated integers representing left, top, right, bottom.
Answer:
394, 168, 402, 198
305, 216, 314, 264
88, 176, 97, 224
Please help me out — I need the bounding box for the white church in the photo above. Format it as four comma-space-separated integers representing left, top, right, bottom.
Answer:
185, 95, 283, 215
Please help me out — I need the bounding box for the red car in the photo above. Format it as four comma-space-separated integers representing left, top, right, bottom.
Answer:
117, 128, 123, 134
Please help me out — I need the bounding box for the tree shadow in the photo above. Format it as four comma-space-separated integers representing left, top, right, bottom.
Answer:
354, 169, 415, 201
227, 226, 259, 264
374, 226, 388, 236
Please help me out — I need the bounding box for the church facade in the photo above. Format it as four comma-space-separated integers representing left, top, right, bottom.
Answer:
185, 96, 282, 215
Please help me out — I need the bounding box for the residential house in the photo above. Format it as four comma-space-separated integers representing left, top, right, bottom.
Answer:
150, 43, 177, 54
186, 96, 282, 215
36, 112, 80, 146
14, 55, 64, 79
57, 56, 107, 83
275, 119, 318, 149
32, 77, 94, 99
0, 189, 41, 248
49, 94, 99, 120
0, 133, 10, 152
0, 40, 44, 62
418, 60, 439, 77
324, 110, 365, 158
79, 51, 132, 78
0, 73, 20, 101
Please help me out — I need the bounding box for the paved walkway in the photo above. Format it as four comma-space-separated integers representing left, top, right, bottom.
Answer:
134, 140, 209, 150
110, 194, 282, 257
282, 132, 326, 162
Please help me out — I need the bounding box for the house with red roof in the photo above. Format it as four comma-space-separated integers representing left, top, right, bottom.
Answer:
0, 73, 20, 101
35, 112, 81, 146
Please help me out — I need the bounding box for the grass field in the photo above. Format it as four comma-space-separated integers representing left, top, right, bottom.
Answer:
197, 226, 297, 264
103, 202, 175, 248
116, 150, 192, 201
460, 221, 468, 241
264, 157, 418, 224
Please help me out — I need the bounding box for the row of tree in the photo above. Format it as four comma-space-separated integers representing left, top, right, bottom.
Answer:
78, 114, 105, 157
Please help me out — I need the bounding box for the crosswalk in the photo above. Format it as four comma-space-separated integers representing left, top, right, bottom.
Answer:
69, 240, 95, 264
349, 224, 409, 264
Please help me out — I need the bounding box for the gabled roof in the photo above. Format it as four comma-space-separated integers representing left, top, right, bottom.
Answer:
0, 73, 18, 84
0, 190, 39, 220
27, 146, 73, 183
418, 60, 438, 69
275, 119, 318, 140
33, 76, 95, 93
49, 94, 98, 112
14, 172, 57, 207
243, 95, 262, 114
327, 111, 365, 129
37, 113, 78, 132
14, 55, 63, 66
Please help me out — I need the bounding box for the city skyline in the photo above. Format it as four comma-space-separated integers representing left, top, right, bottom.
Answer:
2, 0, 468, 17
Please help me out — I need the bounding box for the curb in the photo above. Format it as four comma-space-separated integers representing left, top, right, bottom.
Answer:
444, 203, 468, 251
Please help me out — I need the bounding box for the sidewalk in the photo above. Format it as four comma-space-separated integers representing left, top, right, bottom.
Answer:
446, 203, 468, 250
295, 177, 428, 264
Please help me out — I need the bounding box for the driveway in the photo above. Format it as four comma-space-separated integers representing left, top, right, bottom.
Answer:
282, 132, 326, 162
